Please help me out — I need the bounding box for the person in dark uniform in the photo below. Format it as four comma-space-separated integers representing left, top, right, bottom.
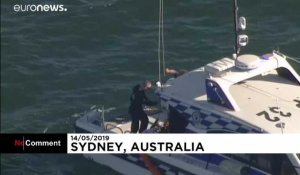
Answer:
129, 81, 157, 133
168, 106, 188, 133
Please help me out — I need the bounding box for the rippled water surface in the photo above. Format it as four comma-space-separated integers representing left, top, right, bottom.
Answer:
1, 0, 300, 174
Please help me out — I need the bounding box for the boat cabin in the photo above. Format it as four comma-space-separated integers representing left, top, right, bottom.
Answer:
157, 51, 300, 133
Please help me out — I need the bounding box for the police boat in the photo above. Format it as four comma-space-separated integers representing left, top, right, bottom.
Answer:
74, 0, 300, 174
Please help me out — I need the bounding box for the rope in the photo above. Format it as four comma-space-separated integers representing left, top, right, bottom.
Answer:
141, 154, 161, 175
158, 0, 166, 83
158, 0, 162, 83
287, 56, 300, 64
276, 51, 300, 65
161, 0, 165, 76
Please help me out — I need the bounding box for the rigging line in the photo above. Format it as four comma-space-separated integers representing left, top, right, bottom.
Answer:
287, 56, 300, 64
158, 0, 162, 83
276, 51, 300, 64
161, 0, 165, 76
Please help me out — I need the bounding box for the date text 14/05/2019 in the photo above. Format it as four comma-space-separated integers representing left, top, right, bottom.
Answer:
70, 142, 204, 153
70, 135, 110, 141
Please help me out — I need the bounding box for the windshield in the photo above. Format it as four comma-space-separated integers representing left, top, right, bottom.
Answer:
297, 154, 300, 161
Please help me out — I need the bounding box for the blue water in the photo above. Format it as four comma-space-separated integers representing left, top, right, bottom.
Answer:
1, 0, 300, 174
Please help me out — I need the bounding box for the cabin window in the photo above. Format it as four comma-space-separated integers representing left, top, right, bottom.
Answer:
205, 79, 235, 110
227, 154, 297, 175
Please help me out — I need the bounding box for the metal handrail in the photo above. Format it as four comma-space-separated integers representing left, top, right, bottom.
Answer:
105, 123, 123, 133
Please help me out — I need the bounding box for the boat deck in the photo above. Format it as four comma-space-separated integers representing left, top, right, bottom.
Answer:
229, 70, 300, 133
160, 56, 300, 133
106, 111, 168, 134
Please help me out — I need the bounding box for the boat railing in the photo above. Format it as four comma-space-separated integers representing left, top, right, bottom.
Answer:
105, 123, 124, 133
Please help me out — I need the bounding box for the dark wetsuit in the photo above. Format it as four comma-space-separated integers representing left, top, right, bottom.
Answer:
168, 106, 188, 133
128, 84, 156, 133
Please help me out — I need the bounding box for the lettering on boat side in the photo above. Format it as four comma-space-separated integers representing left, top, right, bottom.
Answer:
268, 107, 291, 117
294, 99, 300, 108
256, 107, 292, 128
256, 111, 280, 122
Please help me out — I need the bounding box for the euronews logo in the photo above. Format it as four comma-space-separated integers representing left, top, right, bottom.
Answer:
14, 4, 67, 12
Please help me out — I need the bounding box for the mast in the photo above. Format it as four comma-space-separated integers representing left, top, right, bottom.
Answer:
233, 0, 239, 57
232, 0, 248, 59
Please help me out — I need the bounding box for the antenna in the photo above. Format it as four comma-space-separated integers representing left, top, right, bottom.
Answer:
233, 0, 239, 56
233, 0, 248, 58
